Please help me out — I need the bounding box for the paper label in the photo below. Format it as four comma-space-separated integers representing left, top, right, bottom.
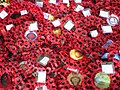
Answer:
82, 8, 91, 17
101, 26, 113, 33
36, 2, 44, 7
49, 0, 57, 4
90, 30, 98, 37
102, 62, 114, 74
43, 12, 49, 20
52, 19, 61, 27
99, 10, 109, 18
0, 10, 8, 19
37, 71, 46, 83
39, 57, 49, 66
29, 21, 38, 31
64, 20, 74, 31
74, 5, 84, 12
20, 10, 28, 15
74, 0, 82, 3
63, 0, 69, 4
6, 24, 14, 31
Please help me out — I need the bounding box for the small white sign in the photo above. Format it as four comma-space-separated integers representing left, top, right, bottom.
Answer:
52, 19, 61, 27
82, 8, 91, 17
99, 10, 109, 18
0, 10, 8, 19
102, 62, 114, 74
29, 21, 38, 31
37, 71, 46, 83
64, 20, 74, 31
49, 0, 57, 4
74, 5, 84, 12
6, 24, 14, 31
20, 10, 28, 15
74, 0, 82, 3
36, 2, 44, 7
101, 25, 113, 33
90, 30, 98, 37
63, 0, 69, 4
39, 57, 49, 66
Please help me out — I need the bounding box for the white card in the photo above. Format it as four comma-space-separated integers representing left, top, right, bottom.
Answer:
99, 10, 109, 18
49, 0, 57, 4
40, 57, 49, 66
74, 0, 82, 3
0, 10, 8, 19
36, 2, 44, 7
20, 10, 28, 15
6, 24, 14, 31
90, 30, 98, 37
29, 21, 38, 31
82, 8, 91, 17
74, 5, 84, 12
63, 0, 69, 4
102, 62, 114, 74
101, 25, 113, 33
64, 20, 74, 31
43, 12, 49, 20
37, 71, 46, 83
52, 19, 61, 27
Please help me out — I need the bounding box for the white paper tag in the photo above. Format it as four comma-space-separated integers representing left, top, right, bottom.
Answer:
99, 10, 109, 18
52, 19, 61, 27
102, 62, 114, 74
39, 57, 49, 66
101, 25, 113, 33
67, 68, 78, 73
63, 0, 69, 4
82, 8, 91, 17
20, 10, 28, 15
49, 0, 57, 4
0, 10, 8, 19
29, 21, 38, 31
35, 85, 48, 90
37, 71, 46, 83
36, 2, 44, 7
90, 30, 98, 37
64, 20, 74, 31
43, 12, 49, 20
6, 24, 14, 31
74, 0, 82, 3
74, 5, 84, 12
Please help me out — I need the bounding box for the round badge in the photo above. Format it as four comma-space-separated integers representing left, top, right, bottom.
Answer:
70, 49, 83, 60
107, 15, 119, 26
67, 73, 82, 86
25, 31, 37, 40
94, 72, 110, 89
